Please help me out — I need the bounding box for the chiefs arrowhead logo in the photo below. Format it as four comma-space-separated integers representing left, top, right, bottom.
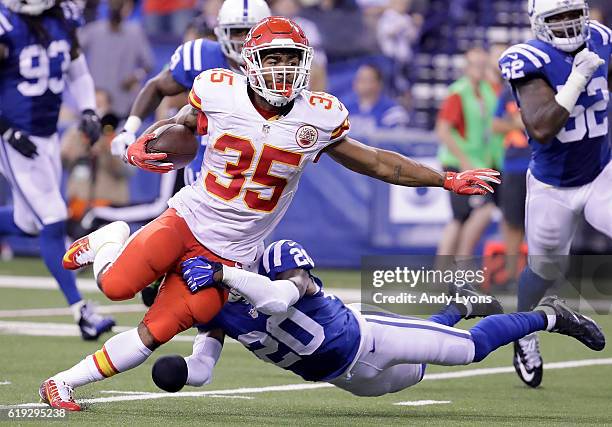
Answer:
295, 125, 318, 148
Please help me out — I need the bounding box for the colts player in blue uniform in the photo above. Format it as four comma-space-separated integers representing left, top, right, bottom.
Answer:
150, 240, 604, 396
0, 0, 114, 340
110, 0, 271, 184
499, 0, 611, 387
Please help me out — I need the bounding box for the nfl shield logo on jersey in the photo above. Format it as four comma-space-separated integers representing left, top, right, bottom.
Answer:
296, 125, 318, 148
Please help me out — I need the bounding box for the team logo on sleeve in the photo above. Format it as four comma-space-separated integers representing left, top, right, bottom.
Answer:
295, 125, 318, 148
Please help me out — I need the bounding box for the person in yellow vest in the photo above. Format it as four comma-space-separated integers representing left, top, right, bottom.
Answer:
435, 47, 499, 256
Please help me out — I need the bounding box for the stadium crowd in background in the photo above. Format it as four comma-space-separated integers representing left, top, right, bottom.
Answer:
1, 0, 611, 259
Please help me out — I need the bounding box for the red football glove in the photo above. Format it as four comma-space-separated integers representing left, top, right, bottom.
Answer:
443, 168, 501, 195
125, 133, 173, 173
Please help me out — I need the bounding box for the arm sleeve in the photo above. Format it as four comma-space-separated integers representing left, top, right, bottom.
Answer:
222, 266, 300, 316
185, 331, 223, 387
66, 54, 96, 112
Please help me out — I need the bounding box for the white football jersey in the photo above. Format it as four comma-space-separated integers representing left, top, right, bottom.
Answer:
168, 68, 350, 264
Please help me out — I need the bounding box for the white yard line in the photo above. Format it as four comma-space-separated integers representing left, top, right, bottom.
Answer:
1, 358, 610, 409
0, 304, 146, 318
4, 274, 612, 312
0, 320, 242, 344
0, 274, 361, 302
99, 390, 253, 400
394, 400, 451, 406
0, 321, 194, 342
0, 275, 99, 292
0, 381, 10, 386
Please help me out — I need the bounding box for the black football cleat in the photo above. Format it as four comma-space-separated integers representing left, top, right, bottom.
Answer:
450, 283, 504, 319
78, 302, 115, 341
536, 296, 606, 351
513, 333, 543, 388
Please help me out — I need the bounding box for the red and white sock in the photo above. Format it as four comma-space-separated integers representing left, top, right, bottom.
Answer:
54, 328, 152, 388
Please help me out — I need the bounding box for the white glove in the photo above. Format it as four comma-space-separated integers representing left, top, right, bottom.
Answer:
110, 130, 136, 157
572, 48, 605, 82
555, 49, 605, 113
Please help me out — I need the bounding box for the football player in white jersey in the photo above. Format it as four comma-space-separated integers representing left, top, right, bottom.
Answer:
40, 17, 500, 410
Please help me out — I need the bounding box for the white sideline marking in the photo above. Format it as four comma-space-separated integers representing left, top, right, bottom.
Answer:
5, 274, 612, 312
0, 275, 99, 292
0, 304, 145, 318
394, 400, 451, 406
99, 390, 253, 400
422, 358, 612, 380
1, 358, 610, 409
0, 321, 194, 342
0, 320, 241, 345
0, 275, 361, 302
0, 381, 10, 385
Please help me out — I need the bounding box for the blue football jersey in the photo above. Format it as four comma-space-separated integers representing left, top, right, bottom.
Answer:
199, 240, 362, 382
168, 38, 229, 183
0, 2, 82, 136
169, 38, 229, 91
499, 21, 611, 187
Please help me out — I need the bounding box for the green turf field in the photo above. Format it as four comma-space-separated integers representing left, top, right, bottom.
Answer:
1, 258, 611, 426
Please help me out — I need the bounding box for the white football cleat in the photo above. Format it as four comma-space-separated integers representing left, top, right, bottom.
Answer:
62, 221, 130, 270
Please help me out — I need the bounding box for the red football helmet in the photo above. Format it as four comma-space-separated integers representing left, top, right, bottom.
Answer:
242, 17, 314, 106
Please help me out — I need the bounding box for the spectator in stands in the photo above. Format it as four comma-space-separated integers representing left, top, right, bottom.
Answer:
61, 90, 132, 238
492, 85, 530, 283
142, 0, 197, 40
376, 0, 421, 93
300, 0, 378, 61
271, 0, 328, 90
343, 64, 411, 136
435, 47, 498, 257
79, 0, 154, 119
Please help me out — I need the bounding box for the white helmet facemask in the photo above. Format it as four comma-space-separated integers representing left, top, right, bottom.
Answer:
243, 44, 314, 107
530, 0, 590, 52
2, 0, 55, 15
214, 0, 271, 65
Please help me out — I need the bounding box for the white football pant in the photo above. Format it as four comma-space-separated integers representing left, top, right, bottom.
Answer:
330, 307, 475, 397
0, 134, 67, 234
525, 161, 612, 280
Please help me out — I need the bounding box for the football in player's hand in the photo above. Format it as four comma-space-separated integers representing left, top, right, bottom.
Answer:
145, 124, 199, 169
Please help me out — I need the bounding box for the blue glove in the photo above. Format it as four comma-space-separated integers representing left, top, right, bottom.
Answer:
181, 256, 223, 294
